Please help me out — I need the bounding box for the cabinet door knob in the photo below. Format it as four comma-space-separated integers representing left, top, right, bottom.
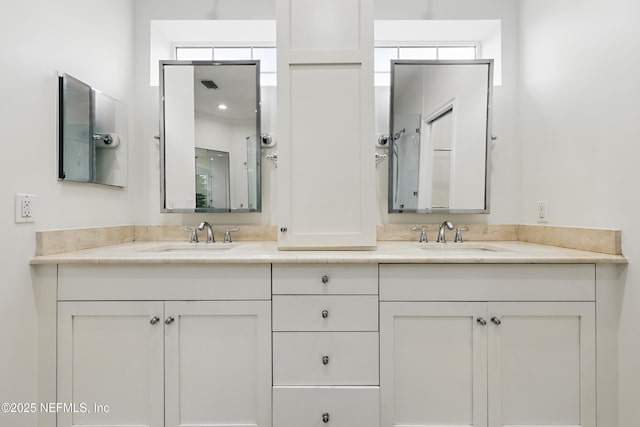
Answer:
476, 317, 487, 326
322, 355, 330, 365
321, 275, 329, 284
491, 316, 502, 325
280, 226, 288, 233
321, 309, 329, 319
150, 316, 160, 325
165, 316, 175, 325
322, 413, 330, 423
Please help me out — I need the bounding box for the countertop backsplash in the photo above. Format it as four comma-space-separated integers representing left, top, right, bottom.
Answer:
34, 224, 622, 257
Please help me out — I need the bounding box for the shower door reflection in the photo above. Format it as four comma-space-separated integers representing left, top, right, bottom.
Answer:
392, 114, 421, 210
195, 148, 230, 209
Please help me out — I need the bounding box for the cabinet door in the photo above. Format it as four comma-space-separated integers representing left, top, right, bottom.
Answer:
276, 0, 376, 249
488, 302, 596, 427
380, 302, 488, 427
57, 301, 164, 427
164, 301, 271, 427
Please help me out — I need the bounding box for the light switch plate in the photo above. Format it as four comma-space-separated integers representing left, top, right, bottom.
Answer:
15, 193, 35, 223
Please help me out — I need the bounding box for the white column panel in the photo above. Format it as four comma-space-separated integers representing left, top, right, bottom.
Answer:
289, 0, 361, 51
277, 0, 375, 249
289, 65, 362, 233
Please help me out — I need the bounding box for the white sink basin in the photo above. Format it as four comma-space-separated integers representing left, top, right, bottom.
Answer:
142, 243, 236, 253
415, 243, 506, 253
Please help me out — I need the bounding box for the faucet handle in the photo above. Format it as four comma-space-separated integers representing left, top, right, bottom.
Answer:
183, 227, 199, 243
454, 227, 469, 243
224, 227, 240, 243
411, 226, 428, 243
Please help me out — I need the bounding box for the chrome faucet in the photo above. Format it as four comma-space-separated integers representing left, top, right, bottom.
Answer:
411, 226, 428, 243
197, 221, 215, 243
437, 221, 454, 243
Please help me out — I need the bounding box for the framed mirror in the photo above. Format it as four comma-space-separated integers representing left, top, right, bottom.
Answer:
389, 59, 493, 213
58, 73, 128, 187
160, 60, 261, 212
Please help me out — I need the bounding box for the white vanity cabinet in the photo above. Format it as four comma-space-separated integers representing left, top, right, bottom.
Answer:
379, 264, 597, 427
272, 264, 380, 427
34, 255, 620, 427
55, 264, 272, 427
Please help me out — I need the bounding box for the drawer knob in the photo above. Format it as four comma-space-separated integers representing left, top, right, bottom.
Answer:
165, 316, 175, 325
150, 316, 160, 325
321, 275, 329, 284
322, 355, 330, 365
476, 317, 487, 326
321, 309, 329, 319
322, 413, 330, 423
491, 316, 502, 326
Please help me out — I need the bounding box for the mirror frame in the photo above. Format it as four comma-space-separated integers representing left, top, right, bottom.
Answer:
159, 60, 262, 213
388, 59, 494, 214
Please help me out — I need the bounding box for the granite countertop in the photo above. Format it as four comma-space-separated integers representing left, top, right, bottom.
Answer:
30, 240, 628, 265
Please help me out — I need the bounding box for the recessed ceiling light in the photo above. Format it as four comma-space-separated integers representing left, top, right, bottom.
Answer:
218, 104, 228, 110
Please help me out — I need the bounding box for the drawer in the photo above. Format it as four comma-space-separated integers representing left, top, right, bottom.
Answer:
57, 264, 271, 301
273, 386, 379, 427
273, 332, 379, 385
272, 264, 378, 295
379, 264, 595, 301
273, 296, 378, 331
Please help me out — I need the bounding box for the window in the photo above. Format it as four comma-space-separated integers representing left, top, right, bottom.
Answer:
175, 46, 277, 86
175, 47, 213, 61
174, 44, 476, 88
374, 44, 478, 86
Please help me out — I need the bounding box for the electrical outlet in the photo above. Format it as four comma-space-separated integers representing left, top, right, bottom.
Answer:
15, 194, 35, 223
537, 201, 549, 223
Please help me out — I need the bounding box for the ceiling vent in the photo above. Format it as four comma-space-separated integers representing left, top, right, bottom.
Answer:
201, 80, 219, 89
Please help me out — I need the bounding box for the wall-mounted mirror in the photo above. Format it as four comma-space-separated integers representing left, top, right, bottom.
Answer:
160, 60, 261, 212
389, 59, 493, 213
58, 73, 128, 187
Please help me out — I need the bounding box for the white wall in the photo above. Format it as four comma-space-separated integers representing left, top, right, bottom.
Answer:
0, 1, 134, 425
518, 0, 640, 425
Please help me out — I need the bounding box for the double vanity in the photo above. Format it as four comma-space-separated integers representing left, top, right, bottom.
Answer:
31, 229, 626, 427
42, 2, 627, 427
